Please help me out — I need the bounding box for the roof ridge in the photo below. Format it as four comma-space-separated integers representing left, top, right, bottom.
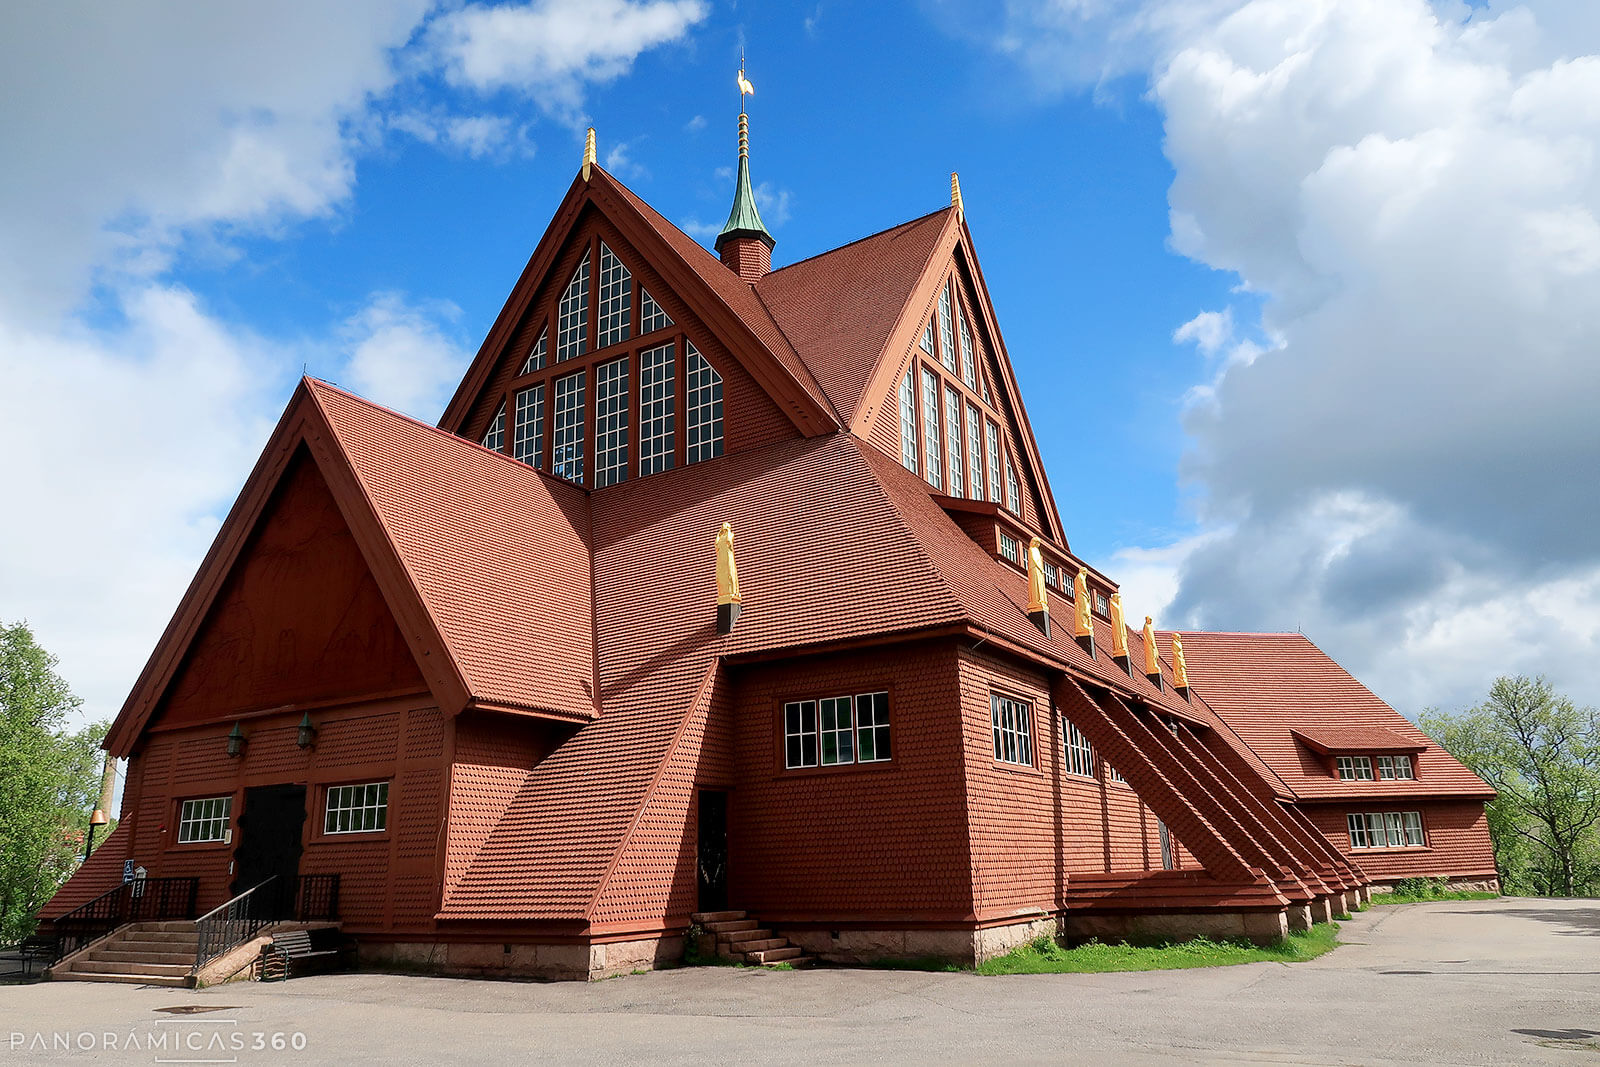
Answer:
763, 206, 952, 277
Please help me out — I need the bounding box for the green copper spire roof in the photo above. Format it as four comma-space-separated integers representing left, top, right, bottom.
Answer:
715, 112, 775, 253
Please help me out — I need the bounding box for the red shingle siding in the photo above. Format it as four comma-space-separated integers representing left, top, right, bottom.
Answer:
444, 713, 557, 897
730, 644, 974, 921
1303, 801, 1498, 882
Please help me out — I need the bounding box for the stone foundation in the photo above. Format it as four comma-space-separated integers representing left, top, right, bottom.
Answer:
1067, 908, 1291, 946
780, 926, 985, 966
1307, 896, 1334, 924
355, 934, 685, 981
1365, 876, 1500, 896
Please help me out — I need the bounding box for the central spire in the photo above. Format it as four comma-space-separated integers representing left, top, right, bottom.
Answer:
716, 60, 775, 283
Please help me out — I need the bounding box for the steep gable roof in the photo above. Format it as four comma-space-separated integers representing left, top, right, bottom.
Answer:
1167, 631, 1495, 800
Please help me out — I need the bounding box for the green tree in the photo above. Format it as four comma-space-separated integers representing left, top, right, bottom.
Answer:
0, 621, 107, 942
1422, 676, 1600, 897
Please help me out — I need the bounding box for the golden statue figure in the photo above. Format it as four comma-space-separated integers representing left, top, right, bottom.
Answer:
1143, 616, 1160, 678
1110, 593, 1128, 659
1073, 568, 1093, 638
1171, 631, 1189, 689
1026, 538, 1049, 615
716, 523, 740, 605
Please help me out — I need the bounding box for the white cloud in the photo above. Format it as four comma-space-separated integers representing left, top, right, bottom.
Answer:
341, 294, 471, 420
428, 0, 708, 119
754, 182, 794, 227
1172, 308, 1233, 355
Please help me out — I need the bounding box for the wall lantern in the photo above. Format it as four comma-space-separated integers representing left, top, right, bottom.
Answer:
226, 721, 247, 758
297, 713, 317, 750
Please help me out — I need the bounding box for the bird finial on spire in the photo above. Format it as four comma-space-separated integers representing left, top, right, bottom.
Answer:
717, 57, 775, 275
582, 127, 596, 181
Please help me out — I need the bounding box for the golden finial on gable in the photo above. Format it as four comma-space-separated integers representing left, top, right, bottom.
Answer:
950, 172, 964, 222
582, 127, 597, 181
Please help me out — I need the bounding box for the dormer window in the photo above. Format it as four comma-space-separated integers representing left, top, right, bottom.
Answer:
556, 250, 590, 362
1336, 755, 1375, 781
1377, 755, 1415, 780
1093, 592, 1109, 616
998, 530, 1021, 565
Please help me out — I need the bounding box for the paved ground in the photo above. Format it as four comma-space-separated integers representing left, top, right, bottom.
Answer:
3, 898, 1597, 1065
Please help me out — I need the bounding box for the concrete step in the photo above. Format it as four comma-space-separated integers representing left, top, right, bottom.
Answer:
89, 949, 194, 966
691, 911, 746, 924
120, 931, 199, 945
747, 946, 804, 965
717, 928, 773, 946
705, 919, 758, 934
732, 938, 786, 954
54, 970, 189, 988
114, 940, 198, 956
73, 959, 192, 978
142, 921, 200, 933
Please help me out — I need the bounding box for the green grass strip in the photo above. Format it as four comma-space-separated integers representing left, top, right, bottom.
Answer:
975, 923, 1340, 976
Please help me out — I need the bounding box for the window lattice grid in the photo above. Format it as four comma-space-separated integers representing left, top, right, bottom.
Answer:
594, 356, 629, 487
511, 384, 545, 467
1337, 755, 1374, 781
991, 693, 1033, 766
899, 370, 919, 473
921, 318, 934, 354
944, 385, 965, 498
639, 288, 674, 334
686, 344, 724, 463
556, 250, 590, 362
958, 299, 976, 389
481, 401, 506, 453
1094, 592, 1109, 616
984, 420, 1002, 503
999, 531, 1020, 565
519, 325, 548, 376
1064, 720, 1095, 778
552, 370, 587, 484
597, 243, 632, 349
920, 367, 942, 490
937, 283, 956, 372
820, 696, 855, 766
1107, 764, 1127, 784
856, 692, 891, 762
784, 700, 819, 769
1403, 810, 1425, 845
1347, 811, 1425, 849
1004, 453, 1020, 513
1346, 813, 1369, 849
965, 402, 983, 499
324, 781, 389, 835
177, 796, 232, 843
1377, 755, 1415, 780
638, 342, 676, 476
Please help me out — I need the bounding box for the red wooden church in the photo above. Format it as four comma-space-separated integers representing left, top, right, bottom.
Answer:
41, 114, 1496, 981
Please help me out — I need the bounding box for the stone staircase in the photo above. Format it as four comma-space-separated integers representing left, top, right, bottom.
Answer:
692, 911, 810, 967
50, 922, 198, 987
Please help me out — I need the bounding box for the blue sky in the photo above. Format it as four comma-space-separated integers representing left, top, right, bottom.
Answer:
3, 0, 1598, 729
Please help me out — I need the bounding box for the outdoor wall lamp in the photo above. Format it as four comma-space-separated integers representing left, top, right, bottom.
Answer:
226, 721, 247, 758
297, 712, 317, 750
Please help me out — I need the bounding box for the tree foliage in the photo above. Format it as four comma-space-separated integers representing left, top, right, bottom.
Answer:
0, 621, 107, 942
1422, 676, 1600, 897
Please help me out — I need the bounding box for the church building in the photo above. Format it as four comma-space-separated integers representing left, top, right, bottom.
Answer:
41, 107, 1496, 981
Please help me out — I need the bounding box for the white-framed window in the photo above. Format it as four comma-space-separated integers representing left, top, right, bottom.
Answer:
639, 288, 674, 334
177, 796, 232, 843
1377, 755, 1415, 780
512, 384, 544, 467
920, 366, 942, 490
1004, 453, 1020, 514
785, 691, 892, 769
1337, 756, 1375, 781
639, 342, 675, 476
552, 370, 586, 484
937, 283, 956, 373
556, 250, 590, 362
944, 385, 965, 498
481, 400, 505, 453
991, 693, 1033, 766
1043, 560, 1060, 589
1107, 764, 1127, 785
324, 782, 389, 835
899, 369, 919, 473
1094, 592, 1109, 616
686, 343, 724, 463
1064, 720, 1095, 778
597, 243, 632, 349
999, 530, 1021, 565
958, 299, 976, 390
594, 356, 629, 487
921, 318, 935, 354
984, 420, 1002, 503
1348, 811, 1425, 848
519, 325, 547, 376
960, 404, 985, 502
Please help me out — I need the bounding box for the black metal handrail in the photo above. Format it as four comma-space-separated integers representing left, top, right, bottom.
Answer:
195, 874, 341, 968
50, 876, 199, 962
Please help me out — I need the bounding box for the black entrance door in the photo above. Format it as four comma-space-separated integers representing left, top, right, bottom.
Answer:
697, 790, 728, 913
232, 784, 306, 918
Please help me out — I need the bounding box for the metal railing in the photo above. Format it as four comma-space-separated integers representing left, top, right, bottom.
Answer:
49, 876, 199, 962
194, 874, 341, 968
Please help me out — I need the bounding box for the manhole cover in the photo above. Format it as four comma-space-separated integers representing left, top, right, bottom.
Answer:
154, 1005, 241, 1015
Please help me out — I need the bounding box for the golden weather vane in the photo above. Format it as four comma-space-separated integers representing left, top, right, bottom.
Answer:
737, 56, 755, 113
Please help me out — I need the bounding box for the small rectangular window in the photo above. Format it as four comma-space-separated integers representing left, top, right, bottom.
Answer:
856, 692, 891, 763
1337, 756, 1374, 781
991, 693, 1034, 767
1107, 764, 1127, 785
784, 692, 891, 768
1094, 592, 1109, 616
1004, 453, 1020, 514
820, 695, 855, 766
999, 531, 1020, 565
1402, 810, 1425, 846
1378, 755, 1415, 780
594, 356, 629, 487
1063, 720, 1095, 778
784, 700, 819, 769
324, 782, 388, 835
1346, 813, 1369, 849
177, 796, 232, 843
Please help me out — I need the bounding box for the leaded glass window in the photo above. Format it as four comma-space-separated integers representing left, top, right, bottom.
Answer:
686, 343, 723, 463
597, 243, 632, 349
512, 383, 544, 467
639, 288, 674, 334
966, 402, 983, 499
481, 400, 505, 453
519, 325, 547, 376
639, 342, 675, 475
898, 369, 919, 473
991, 693, 1033, 766
552, 370, 586, 484
958, 300, 976, 389
944, 385, 964, 498
920, 367, 942, 490
937, 283, 955, 372
595, 356, 629, 487
984, 420, 1002, 503
1004, 452, 1020, 513
556, 250, 590, 362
